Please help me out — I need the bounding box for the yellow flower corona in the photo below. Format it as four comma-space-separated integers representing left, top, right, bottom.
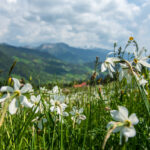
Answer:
134, 58, 138, 64
14, 90, 21, 96
129, 36, 134, 41
124, 120, 132, 127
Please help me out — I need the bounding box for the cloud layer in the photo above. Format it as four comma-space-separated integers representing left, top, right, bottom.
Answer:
0, 0, 149, 50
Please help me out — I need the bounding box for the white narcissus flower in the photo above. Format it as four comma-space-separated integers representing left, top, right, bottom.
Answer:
138, 76, 148, 95
133, 48, 150, 72
50, 99, 68, 115
107, 106, 139, 145
70, 106, 86, 124
48, 86, 62, 95
119, 63, 139, 84
52, 86, 60, 93
138, 76, 148, 86
40, 87, 47, 91
40, 87, 48, 94
101, 57, 120, 78
30, 95, 43, 113
119, 63, 133, 84
119, 62, 148, 87
50, 97, 68, 123
0, 78, 33, 114
49, 86, 65, 102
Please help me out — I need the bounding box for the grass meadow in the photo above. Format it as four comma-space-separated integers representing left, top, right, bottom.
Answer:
0, 38, 150, 150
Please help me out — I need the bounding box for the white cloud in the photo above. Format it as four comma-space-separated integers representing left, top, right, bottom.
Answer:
0, 0, 149, 51
7, 0, 17, 4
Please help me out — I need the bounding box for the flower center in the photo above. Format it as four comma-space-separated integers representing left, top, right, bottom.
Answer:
34, 102, 38, 105
134, 58, 138, 64
106, 61, 109, 65
55, 101, 60, 107
76, 112, 80, 116
129, 36, 134, 41
14, 90, 21, 96
124, 120, 132, 127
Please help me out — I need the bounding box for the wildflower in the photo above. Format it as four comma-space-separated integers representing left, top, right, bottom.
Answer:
52, 86, 60, 93
119, 63, 139, 84
107, 106, 139, 145
70, 106, 86, 124
30, 95, 43, 113
129, 36, 134, 41
101, 57, 120, 77
133, 48, 150, 72
138, 76, 147, 86
0, 78, 33, 114
50, 95, 68, 123
119, 63, 133, 83
138, 76, 148, 94
48, 86, 62, 95
50, 99, 68, 115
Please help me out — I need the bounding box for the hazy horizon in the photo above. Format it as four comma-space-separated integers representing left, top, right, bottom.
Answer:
0, 0, 150, 51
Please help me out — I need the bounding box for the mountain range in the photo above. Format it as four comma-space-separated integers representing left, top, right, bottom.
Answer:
0, 43, 110, 84
35, 43, 110, 63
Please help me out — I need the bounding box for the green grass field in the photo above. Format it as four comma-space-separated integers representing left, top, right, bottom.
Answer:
0, 78, 149, 150
0, 38, 150, 150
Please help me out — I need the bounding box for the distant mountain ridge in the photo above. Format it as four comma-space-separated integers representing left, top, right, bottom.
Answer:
35, 42, 110, 63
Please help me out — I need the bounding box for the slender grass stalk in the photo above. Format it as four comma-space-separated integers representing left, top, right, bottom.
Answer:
102, 122, 119, 150
82, 107, 89, 149
43, 128, 46, 149
31, 126, 35, 150
51, 122, 56, 150
61, 115, 64, 150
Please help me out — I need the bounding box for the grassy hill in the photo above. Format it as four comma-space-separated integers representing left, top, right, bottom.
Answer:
0, 44, 92, 84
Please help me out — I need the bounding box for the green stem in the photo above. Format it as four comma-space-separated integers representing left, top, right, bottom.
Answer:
121, 136, 126, 150
61, 115, 63, 150
51, 122, 56, 150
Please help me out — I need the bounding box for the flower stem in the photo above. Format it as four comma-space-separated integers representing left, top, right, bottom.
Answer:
102, 122, 120, 150
121, 136, 126, 150
51, 121, 56, 150
61, 115, 63, 150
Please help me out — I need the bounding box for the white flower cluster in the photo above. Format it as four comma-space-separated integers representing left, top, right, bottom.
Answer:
101, 46, 150, 87
101, 39, 145, 147
0, 78, 86, 129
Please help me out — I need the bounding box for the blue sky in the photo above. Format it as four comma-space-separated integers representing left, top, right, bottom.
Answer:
0, 0, 150, 51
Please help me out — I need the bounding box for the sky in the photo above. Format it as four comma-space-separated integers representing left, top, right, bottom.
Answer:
0, 0, 150, 51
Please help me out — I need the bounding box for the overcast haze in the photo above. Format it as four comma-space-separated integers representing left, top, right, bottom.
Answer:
0, 0, 150, 51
